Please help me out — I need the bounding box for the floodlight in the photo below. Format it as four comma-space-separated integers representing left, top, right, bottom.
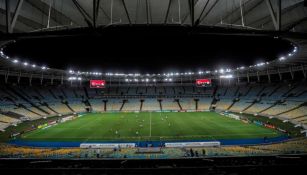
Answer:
220, 74, 233, 79
13, 59, 19, 63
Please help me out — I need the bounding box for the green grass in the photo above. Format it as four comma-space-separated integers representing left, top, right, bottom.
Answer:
18, 112, 282, 142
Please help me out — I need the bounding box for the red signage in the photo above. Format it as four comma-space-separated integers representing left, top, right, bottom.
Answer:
90, 80, 106, 88
196, 79, 211, 87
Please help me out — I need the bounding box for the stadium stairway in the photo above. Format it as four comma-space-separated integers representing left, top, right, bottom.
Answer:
20, 105, 42, 117
103, 100, 107, 111
256, 86, 266, 96
243, 86, 252, 96
268, 85, 282, 97
0, 111, 23, 119
234, 87, 240, 97
227, 98, 239, 111
242, 99, 258, 112
195, 99, 199, 110
277, 102, 307, 116
258, 101, 279, 114
64, 102, 75, 113
140, 100, 144, 111
7, 87, 49, 115
60, 89, 67, 99
282, 86, 297, 98
176, 99, 183, 110
83, 87, 89, 99
48, 89, 58, 99
119, 100, 126, 111
45, 104, 59, 114
158, 100, 162, 111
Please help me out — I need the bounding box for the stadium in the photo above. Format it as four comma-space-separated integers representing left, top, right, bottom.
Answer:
0, 0, 307, 174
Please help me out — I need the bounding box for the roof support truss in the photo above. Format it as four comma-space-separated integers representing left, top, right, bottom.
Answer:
164, 0, 173, 24
5, 0, 24, 33
5, 0, 11, 33
10, 0, 23, 33
195, 0, 209, 26
189, 0, 195, 26
265, 0, 281, 31
72, 0, 93, 28
121, 0, 131, 25
93, 0, 100, 28
199, 0, 219, 25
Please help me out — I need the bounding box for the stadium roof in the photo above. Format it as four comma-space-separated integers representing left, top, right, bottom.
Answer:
0, 0, 307, 82
0, 0, 307, 33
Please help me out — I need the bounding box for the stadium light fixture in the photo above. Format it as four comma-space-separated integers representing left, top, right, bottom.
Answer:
32, 64, 36, 68
279, 56, 286, 61
12, 59, 19, 63
23, 62, 28, 66
41, 66, 47, 70
256, 62, 265, 67
220, 74, 233, 79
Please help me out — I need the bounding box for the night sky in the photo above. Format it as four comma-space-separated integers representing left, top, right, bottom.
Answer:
3, 26, 293, 73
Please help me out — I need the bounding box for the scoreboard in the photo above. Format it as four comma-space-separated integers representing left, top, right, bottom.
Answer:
90, 80, 106, 88
196, 79, 211, 87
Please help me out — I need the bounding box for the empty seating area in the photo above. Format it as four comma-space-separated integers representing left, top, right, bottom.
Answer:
142, 99, 160, 111
161, 99, 180, 111
197, 98, 212, 111
180, 98, 195, 110
215, 99, 233, 111
0, 82, 306, 128
122, 99, 140, 111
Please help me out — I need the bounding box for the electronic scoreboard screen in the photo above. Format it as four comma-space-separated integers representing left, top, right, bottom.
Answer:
196, 79, 211, 87
90, 80, 106, 88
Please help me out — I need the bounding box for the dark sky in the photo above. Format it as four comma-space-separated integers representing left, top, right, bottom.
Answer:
4, 27, 293, 73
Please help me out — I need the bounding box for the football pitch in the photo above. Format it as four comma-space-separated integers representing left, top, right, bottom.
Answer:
20, 112, 282, 142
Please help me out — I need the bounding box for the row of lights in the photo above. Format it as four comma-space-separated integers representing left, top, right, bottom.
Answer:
0, 50, 48, 70
279, 46, 297, 61
1, 45, 298, 77
125, 78, 157, 82
68, 76, 82, 81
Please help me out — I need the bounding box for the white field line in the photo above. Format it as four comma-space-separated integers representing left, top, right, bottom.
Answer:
26, 132, 278, 140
